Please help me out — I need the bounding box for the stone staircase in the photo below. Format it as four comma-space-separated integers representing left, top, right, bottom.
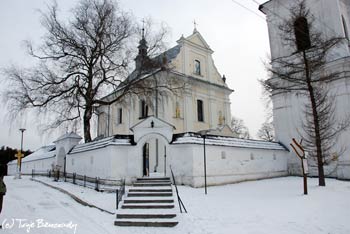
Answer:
114, 177, 178, 227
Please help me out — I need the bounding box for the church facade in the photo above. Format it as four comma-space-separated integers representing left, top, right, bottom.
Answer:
96, 29, 233, 137
94, 29, 235, 176
259, 0, 350, 179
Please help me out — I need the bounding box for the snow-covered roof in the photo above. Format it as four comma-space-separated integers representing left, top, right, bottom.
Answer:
8, 145, 56, 165
54, 132, 82, 143
69, 135, 132, 154
172, 133, 288, 151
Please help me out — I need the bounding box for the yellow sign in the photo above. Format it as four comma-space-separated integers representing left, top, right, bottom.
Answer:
15, 150, 24, 166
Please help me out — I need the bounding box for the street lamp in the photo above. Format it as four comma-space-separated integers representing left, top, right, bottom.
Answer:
18, 128, 26, 179
197, 129, 214, 195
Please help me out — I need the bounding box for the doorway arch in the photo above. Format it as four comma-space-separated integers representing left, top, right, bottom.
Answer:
137, 133, 170, 177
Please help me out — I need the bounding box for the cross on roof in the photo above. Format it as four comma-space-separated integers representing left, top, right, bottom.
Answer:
142, 18, 146, 38
193, 20, 198, 30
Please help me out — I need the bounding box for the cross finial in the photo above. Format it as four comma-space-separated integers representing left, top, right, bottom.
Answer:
141, 18, 146, 38
193, 20, 198, 33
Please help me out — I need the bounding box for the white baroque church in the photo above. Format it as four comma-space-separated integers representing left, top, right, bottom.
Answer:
259, 0, 350, 179
8, 29, 289, 186
10, 0, 350, 184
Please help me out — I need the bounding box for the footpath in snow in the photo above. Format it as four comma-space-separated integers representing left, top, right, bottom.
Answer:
1, 176, 350, 234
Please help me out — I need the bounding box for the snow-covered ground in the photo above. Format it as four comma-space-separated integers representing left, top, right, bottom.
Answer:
1, 176, 350, 234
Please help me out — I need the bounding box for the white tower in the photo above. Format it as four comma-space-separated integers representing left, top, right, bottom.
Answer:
259, 0, 350, 179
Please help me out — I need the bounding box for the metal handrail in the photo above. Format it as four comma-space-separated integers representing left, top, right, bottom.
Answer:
170, 165, 187, 213
116, 179, 125, 210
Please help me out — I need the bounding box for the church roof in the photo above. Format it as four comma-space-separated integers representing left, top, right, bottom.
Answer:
69, 135, 133, 154
54, 132, 82, 143
172, 133, 288, 151
177, 29, 213, 53
99, 28, 231, 103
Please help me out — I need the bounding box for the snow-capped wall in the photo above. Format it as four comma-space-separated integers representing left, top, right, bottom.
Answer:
7, 145, 56, 175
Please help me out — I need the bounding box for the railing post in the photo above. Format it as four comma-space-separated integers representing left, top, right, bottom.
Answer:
95, 177, 99, 191
84, 175, 86, 187
48, 170, 51, 178
116, 189, 119, 210
73, 173, 76, 184
32, 169, 34, 178
64, 171, 67, 182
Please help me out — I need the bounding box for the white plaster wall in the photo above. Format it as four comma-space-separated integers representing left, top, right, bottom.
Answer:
169, 143, 288, 187
66, 147, 113, 179
168, 144, 195, 185
192, 145, 288, 187
272, 59, 350, 179
7, 157, 55, 175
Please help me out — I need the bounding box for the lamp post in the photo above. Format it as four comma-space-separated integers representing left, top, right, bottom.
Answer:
197, 129, 213, 195
19, 128, 26, 178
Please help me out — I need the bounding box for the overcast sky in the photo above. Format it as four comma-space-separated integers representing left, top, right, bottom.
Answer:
0, 0, 270, 151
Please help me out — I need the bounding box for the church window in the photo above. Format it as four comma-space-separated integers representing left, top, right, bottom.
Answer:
197, 99, 204, 122
140, 100, 148, 119
72, 159, 74, 166
90, 156, 94, 164
342, 15, 349, 41
117, 108, 122, 124
194, 60, 201, 75
294, 17, 311, 51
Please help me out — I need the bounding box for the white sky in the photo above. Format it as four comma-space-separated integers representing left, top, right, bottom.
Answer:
0, 0, 271, 151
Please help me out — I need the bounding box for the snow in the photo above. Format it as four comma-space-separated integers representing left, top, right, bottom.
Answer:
173, 133, 287, 151
1, 176, 350, 234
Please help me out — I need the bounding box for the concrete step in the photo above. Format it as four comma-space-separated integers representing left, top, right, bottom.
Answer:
124, 199, 174, 203
117, 209, 176, 214
121, 204, 175, 209
128, 192, 173, 197
114, 219, 178, 227
137, 177, 170, 181
116, 214, 176, 219
136, 180, 171, 183
129, 189, 172, 192
133, 183, 171, 187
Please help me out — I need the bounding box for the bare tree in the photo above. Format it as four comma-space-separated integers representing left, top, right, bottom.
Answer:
261, 0, 349, 186
231, 116, 250, 139
257, 121, 275, 142
2, 0, 173, 142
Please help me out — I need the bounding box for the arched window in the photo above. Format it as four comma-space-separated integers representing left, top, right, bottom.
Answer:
197, 99, 204, 122
140, 100, 148, 119
342, 15, 349, 40
194, 60, 201, 75
294, 17, 311, 51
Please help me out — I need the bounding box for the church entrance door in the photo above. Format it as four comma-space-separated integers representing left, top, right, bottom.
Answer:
142, 143, 150, 176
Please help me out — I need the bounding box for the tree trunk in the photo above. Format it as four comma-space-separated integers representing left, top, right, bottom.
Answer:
83, 107, 93, 143
303, 51, 326, 186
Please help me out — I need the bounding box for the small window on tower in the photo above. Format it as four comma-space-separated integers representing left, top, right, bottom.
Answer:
117, 108, 122, 124
194, 60, 201, 75
294, 17, 311, 51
